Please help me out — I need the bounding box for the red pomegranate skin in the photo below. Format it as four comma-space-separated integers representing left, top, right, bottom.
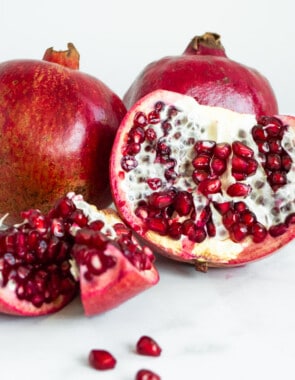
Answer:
124, 33, 278, 116
0, 44, 126, 222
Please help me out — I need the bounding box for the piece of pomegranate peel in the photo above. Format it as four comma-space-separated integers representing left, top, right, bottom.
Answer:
110, 90, 295, 268
0, 193, 159, 316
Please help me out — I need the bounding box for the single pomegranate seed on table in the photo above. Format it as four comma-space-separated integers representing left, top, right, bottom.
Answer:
136, 369, 161, 380
136, 336, 162, 357
88, 349, 117, 370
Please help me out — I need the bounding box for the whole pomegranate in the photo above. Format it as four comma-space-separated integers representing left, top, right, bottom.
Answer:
0, 193, 159, 316
124, 32, 278, 116
110, 90, 295, 270
0, 43, 126, 223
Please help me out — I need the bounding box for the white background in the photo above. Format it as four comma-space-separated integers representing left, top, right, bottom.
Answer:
1, 1, 295, 379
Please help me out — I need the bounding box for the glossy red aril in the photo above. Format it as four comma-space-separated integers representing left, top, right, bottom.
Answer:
0, 43, 126, 224
110, 90, 295, 268
0, 193, 159, 316
136, 369, 161, 380
136, 336, 162, 357
124, 32, 278, 117
88, 349, 117, 370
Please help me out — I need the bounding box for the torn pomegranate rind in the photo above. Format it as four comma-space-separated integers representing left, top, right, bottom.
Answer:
110, 90, 295, 266
0, 193, 159, 316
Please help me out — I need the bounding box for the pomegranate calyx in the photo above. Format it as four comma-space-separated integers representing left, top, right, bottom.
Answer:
42, 42, 80, 69
184, 32, 226, 57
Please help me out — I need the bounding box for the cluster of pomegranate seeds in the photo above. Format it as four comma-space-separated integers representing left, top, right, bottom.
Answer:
252, 116, 292, 191
213, 201, 267, 242
120, 100, 295, 246
89, 335, 162, 378
0, 196, 87, 307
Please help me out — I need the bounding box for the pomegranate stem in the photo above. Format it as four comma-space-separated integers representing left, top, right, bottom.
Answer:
42, 42, 80, 69
184, 32, 226, 57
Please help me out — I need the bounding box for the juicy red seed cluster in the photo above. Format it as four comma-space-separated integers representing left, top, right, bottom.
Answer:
192, 140, 230, 195
73, 220, 154, 281
121, 103, 180, 182
214, 201, 267, 242
135, 188, 215, 242
252, 116, 292, 191
0, 196, 87, 307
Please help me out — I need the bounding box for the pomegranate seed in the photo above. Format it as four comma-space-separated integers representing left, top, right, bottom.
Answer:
136, 369, 161, 380
234, 201, 247, 213
148, 110, 160, 124
193, 227, 207, 243
265, 124, 281, 137
145, 127, 157, 141
222, 209, 239, 229
194, 140, 216, 154
161, 121, 172, 135
231, 156, 248, 172
168, 222, 182, 239
227, 183, 251, 197
126, 142, 141, 155
268, 139, 282, 154
192, 169, 210, 184
192, 154, 210, 169
148, 190, 176, 209
232, 141, 254, 158
88, 349, 117, 370
198, 178, 221, 195
266, 153, 281, 170
134, 112, 148, 127
182, 219, 196, 238
246, 158, 258, 176
211, 157, 226, 175
251, 222, 267, 243
147, 178, 162, 190
206, 218, 216, 237
256, 141, 270, 153
229, 222, 248, 242
136, 336, 162, 357
121, 155, 138, 171
147, 218, 168, 235
240, 210, 256, 226
213, 142, 232, 159
164, 168, 178, 181
173, 191, 193, 216
281, 154, 292, 171
197, 206, 211, 227
154, 101, 164, 111
252, 125, 268, 141
129, 127, 146, 144
285, 213, 295, 226
156, 141, 171, 156
214, 201, 232, 215
269, 223, 288, 237
268, 171, 287, 186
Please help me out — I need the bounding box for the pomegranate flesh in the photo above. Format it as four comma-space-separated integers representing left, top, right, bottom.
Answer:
110, 90, 295, 268
124, 32, 278, 117
0, 193, 159, 316
0, 43, 126, 223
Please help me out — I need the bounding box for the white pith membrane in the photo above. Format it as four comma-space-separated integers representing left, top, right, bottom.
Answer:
114, 90, 295, 263
0, 192, 157, 315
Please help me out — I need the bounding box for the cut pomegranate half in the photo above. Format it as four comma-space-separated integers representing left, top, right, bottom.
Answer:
110, 90, 295, 268
0, 193, 159, 316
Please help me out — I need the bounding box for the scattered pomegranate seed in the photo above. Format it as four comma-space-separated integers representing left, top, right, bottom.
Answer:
88, 349, 117, 370
136, 336, 162, 357
136, 369, 161, 380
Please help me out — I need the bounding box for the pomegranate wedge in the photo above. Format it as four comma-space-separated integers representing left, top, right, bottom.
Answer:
0, 193, 159, 316
110, 90, 295, 268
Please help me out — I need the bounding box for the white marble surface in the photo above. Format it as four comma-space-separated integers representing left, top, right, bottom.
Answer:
1, 241, 295, 380
1, 1, 295, 379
